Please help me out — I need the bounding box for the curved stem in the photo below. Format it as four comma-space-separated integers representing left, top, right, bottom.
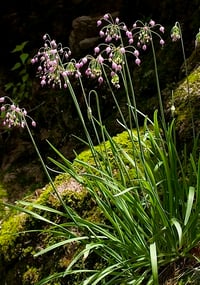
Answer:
25, 121, 59, 197
25, 117, 75, 218
150, 37, 167, 134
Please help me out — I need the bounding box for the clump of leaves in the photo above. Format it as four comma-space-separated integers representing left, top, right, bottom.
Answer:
4, 41, 32, 102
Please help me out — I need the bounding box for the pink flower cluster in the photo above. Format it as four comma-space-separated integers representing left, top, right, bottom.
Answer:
31, 35, 74, 88
31, 14, 166, 90
132, 19, 165, 48
0, 96, 36, 128
97, 15, 165, 48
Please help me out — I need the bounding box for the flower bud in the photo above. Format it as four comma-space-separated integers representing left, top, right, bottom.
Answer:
32, 121, 36, 127
135, 58, 141, 66
97, 20, 102, 27
171, 22, 181, 42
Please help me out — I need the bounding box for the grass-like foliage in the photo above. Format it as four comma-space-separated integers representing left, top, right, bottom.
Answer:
1, 14, 200, 284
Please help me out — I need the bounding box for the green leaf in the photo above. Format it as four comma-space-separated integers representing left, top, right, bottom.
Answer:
35, 272, 64, 285
20, 53, 29, 64
34, 236, 89, 257
184, 186, 195, 226
4, 82, 14, 91
11, 62, 21, 71
171, 218, 183, 248
22, 73, 29, 82
11, 41, 29, 53
64, 243, 105, 274
150, 242, 158, 285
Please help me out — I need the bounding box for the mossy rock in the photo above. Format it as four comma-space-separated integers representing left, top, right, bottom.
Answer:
164, 54, 200, 149
175, 66, 200, 140
0, 176, 102, 284
0, 128, 145, 285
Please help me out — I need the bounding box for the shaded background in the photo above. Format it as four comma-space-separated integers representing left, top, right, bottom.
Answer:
0, 0, 199, 66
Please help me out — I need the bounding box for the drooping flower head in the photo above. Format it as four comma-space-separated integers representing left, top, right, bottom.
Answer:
92, 14, 145, 84
32, 15, 165, 91
97, 13, 128, 42
0, 96, 36, 128
131, 19, 165, 49
170, 22, 181, 42
31, 34, 81, 88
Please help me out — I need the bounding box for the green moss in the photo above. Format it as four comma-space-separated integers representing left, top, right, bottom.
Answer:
0, 183, 7, 199
22, 266, 40, 285
73, 129, 147, 179
170, 65, 200, 144
21, 246, 34, 257
75, 130, 134, 165
0, 212, 27, 260
188, 70, 200, 83
0, 183, 8, 220
173, 66, 200, 100
34, 183, 54, 205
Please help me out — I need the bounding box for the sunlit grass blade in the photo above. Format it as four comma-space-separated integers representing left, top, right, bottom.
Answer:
184, 186, 195, 226
64, 243, 105, 274
34, 236, 90, 257
150, 242, 158, 285
35, 272, 65, 285
171, 218, 183, 248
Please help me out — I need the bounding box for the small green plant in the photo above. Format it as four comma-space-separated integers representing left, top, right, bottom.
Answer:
1, 14, 200, 285
4, 41, 32, 103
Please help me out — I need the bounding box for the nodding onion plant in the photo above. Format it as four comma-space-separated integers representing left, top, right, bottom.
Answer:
1, 14, 200, 285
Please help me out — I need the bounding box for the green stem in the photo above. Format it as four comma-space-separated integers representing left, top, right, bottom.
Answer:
150, 37, 167, 134
122, 52, 146, 164
25, 117, 69, 212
